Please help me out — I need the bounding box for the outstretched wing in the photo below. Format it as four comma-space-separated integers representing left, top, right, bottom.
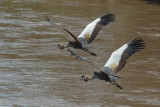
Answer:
45, 16, 79, 43
103, 38, 145, 74
78, 13, 115, 44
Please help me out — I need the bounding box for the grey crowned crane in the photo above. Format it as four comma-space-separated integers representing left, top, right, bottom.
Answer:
68, 38, 145, 89
45, 13, 115, 56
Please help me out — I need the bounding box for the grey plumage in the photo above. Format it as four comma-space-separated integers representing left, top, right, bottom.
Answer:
67, 49, 88, 62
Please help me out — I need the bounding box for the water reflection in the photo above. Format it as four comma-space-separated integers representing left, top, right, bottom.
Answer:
0, 0, 160, 106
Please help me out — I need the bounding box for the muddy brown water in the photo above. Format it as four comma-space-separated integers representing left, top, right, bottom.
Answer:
0, 0, 160, 106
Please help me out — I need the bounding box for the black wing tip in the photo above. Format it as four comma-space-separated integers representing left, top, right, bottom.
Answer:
100, 12, 115, 24
131, 38, 145, 47
128, 38, 146, 52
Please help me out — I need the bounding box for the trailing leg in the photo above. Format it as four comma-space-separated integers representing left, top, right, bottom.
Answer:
110, 81, 123, 90
82, 48, 97, 56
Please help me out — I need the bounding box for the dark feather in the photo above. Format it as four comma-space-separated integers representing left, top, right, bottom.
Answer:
94, 71, 110, 81
126, 38, 145, 56
98, 13, 115, 26
63, 28, 79, 43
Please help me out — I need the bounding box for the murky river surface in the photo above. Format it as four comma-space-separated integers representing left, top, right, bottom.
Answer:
0, 0, 160, 106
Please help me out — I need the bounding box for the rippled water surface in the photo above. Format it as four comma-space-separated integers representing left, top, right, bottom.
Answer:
0, 0, 160, 106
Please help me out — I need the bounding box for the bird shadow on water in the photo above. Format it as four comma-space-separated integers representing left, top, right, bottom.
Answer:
143, 0, 160, 5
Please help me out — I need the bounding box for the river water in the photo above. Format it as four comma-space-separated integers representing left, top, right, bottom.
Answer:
0, 0, 160, 106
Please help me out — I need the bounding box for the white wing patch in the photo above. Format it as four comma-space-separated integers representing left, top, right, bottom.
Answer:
78, 18, 101, 42
104, 44, 128, 71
